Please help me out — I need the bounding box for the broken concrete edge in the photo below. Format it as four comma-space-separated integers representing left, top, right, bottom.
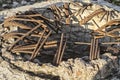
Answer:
1, 52, 118, 80
91, 0, 120, 12
0, 0, 120, 19
0, 0, 71, 18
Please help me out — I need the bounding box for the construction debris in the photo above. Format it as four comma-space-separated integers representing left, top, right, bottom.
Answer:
1, 2, 120, 65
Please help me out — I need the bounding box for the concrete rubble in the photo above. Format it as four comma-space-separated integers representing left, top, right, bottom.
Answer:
0, 52, 120, 80
0, 0, 120, 80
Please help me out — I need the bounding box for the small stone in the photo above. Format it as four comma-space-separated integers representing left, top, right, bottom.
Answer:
24, 54, 30, 60
111, 77, 120, 80
2, 50, 15, 60
0, 56, 3, 63
21, 0, 27, 5
33, 59, 41, 65
0, 16, 4, 22
82, 0, 91, 3
82, 56, 89, 61
6, 0, 12, 4
1, 48, 7, 54
12, 1, 19, 7
8, 38, 15, 44
2, 4, 11, 9
30, 0, 35, 2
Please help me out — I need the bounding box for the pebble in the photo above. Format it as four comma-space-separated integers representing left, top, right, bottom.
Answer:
21, 0, 28, 5
0, 56, 3, 63
33, 59, 42, 65
24, 54, 31, 60
12, 1, 19, 7
2, 4, 11, 9
31, 0, 35, 2
2, 50, 15, 61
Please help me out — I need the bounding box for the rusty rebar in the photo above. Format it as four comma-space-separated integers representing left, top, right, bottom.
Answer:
94, 38, 99, 59
8, 24, 41, 51
30, 30, 46, 59
31, 30, 52, 59
90, 38, 95, 60
1, 2, 120, 65
79, 8, 106, 25
53, 33, 66, 65
74, 41, 120, 45
58, 38, 67, 64
54, 33, 64, 65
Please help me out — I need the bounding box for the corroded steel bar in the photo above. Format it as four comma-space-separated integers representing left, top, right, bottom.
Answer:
30, 30, 46, 59
53, 33, 64, 65
74, 42, 91, 45
94, 38, 99, 59
31, 31, 52, 59
74, 41, 120, 45
43, 44, 57, 49
64, 3, 70, 16
89, 39, 93, 60
58, 38, 67, 64
95, 30, 119, 38
56, 33, 64, 64
100, 11, 107, 22
12, 46, 35, 51
90, 38, 96, 60
96, 45, 100, 59
89, 37, 100, 60
106, 11, 109, 21
79, 8, 106, 25
50, 5, 62, 19
5, 17, 43, 23
8, 24, 41, 51
4, 21, 32, 29
92, 19, 100, 28
12, 50, 33, 54
45, 40, 57, 45
64, 3, 71, 24
102, 42, 120, 44
13, 44, 36, 49
95, 19, 120, 31
2, 32, 46, 40
15, 14, 53, 22
108, 28, 120, 34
